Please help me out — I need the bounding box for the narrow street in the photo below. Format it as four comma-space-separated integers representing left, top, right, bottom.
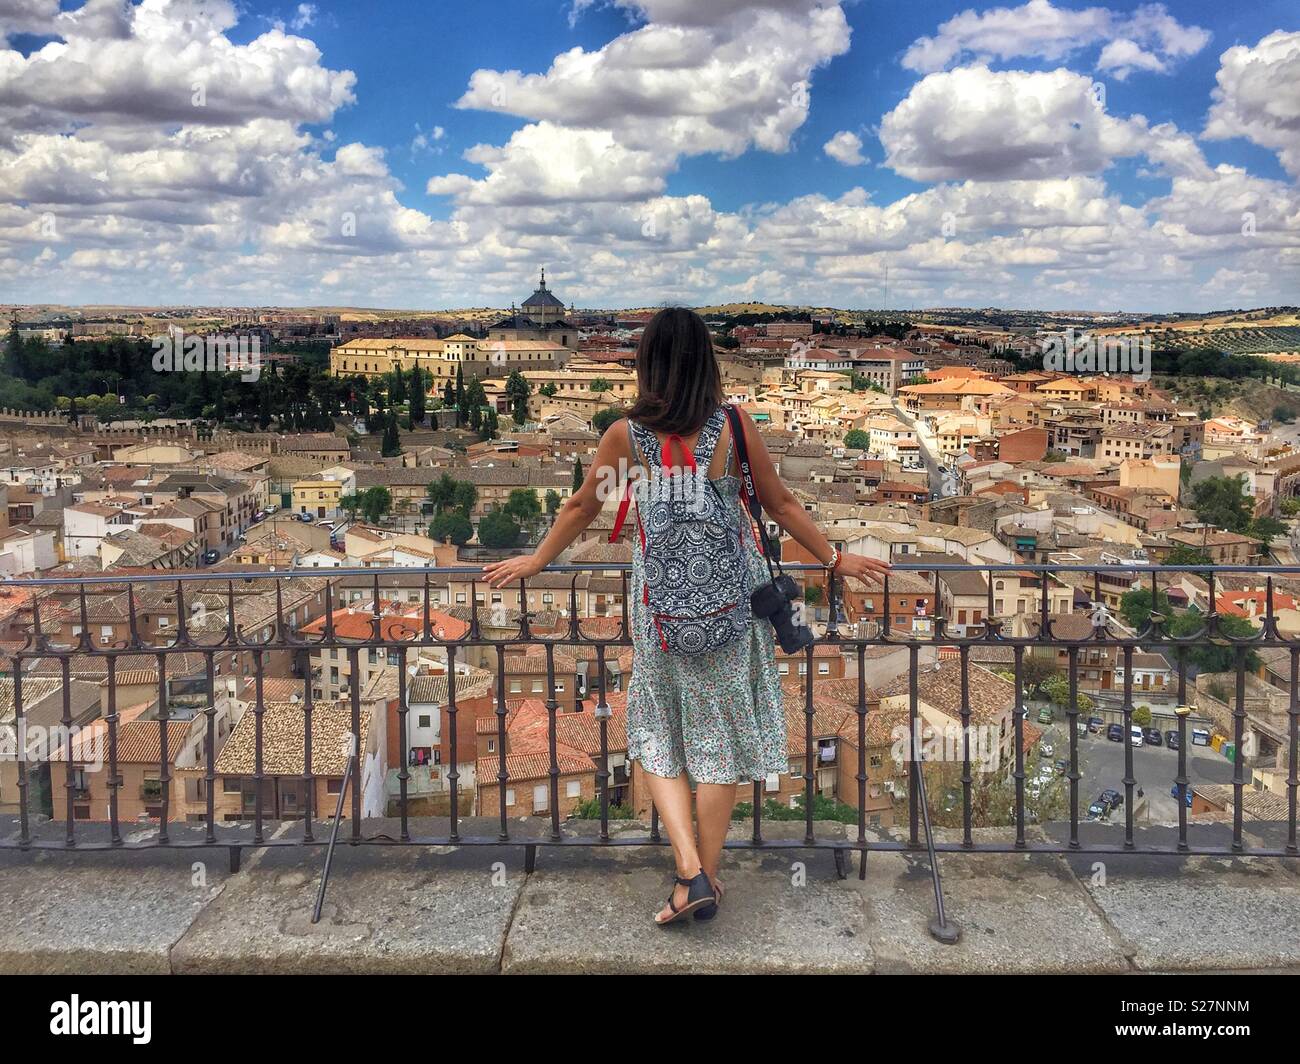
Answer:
891, 398, 956, 498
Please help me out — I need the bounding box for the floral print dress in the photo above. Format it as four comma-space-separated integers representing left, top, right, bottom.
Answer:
624, 408, 787, 785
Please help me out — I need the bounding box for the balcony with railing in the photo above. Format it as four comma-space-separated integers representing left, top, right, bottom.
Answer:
1, 561, 1297, 972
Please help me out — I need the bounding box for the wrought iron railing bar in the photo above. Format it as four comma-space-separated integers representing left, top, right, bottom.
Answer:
348, 649, 362, 840
106, 656, 122, 846
397, 646, 410, 844
594, 642, 610, 842
1012, 646, 1025, 849
447, 645, 460, 843
546, 642, 561, 841
1289, 648, 1299, 857
1067, 646, 1079, 850
1121, 646, 1135, 851
11, 560, 1300, 590
494, 645, 509, 841
1175, 648, 1188, 853
60, 656, 75, 848
253, 651, 266, 846
156, 651, 171, 844
1232, 648, 1247, 854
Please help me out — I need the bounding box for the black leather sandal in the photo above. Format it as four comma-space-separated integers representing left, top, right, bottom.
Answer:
655, 869, 716, 926
694, 878, 724, 921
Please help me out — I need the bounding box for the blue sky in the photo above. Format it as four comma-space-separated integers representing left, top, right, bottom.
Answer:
1, 1, 1298, 311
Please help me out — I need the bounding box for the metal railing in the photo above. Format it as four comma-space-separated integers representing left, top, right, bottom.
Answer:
2, 561, 1297, 943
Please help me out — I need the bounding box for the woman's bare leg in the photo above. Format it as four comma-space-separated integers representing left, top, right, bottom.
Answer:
695, 781, 739, 896
643, 770, 705, 922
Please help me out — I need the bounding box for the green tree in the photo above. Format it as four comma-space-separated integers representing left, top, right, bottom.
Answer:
539, 382, 558, 397
1042, 675, 1094, 714
1132, 705, 1153, 727
1120, 587, 1172, 629
428, 510, 473, 546
545, 489, 561, 516
592, 408, 625, 434
389, 365, 407, 405
426, 474, 476, 516
381, 408, 402, 457
1282, 497, 1300, 517
503, 488, 542, 528
409, 368, 427, 426
339, 493, 362, 520
359, 486, 392, 524
479, 406, 500, 441
1164, 543, 1214, 567
1020, 656, 1059, 697
478, 508, 521, 549
1190, 474, 1253, 533
843, 429, 870, 450
572, 456, 584, 493
504, 370, 532, 426
589, 377, 612, 393
1169, 611, 1259, 672
1249, 515, 1285, 547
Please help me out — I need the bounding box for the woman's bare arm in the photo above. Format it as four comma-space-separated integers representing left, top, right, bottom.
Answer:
734, 408, 890, 584
483, 420, 629, 588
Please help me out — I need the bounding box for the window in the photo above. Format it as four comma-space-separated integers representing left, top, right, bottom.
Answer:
764, 772, 780, 792
817, 662, 830, 675
566, 780, 581, 798
533, 784, 548, 811
555, 679, 565, 692
509, 680, 522, 693
505, 788, 515, 807
778, 662, 790, 676
486, 738, 495, 753
222, 778, 241, 794
417, 715, 431, 729
531, 680, 543, 693
326, 779, 343, 794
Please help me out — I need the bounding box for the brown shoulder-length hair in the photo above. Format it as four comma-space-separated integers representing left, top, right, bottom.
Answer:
625, 307, 724, 436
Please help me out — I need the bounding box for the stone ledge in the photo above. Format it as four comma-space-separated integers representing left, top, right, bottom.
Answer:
0, 817, 1297, 974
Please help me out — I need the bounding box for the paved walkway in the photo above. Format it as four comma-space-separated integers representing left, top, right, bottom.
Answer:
2, 817, 1298, 973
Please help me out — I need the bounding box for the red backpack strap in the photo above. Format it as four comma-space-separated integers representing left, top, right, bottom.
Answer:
660, 433, 697, 473
610, 417, 648, 544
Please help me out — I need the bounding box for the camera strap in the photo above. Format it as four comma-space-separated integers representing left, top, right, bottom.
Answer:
724, 405, 781, 581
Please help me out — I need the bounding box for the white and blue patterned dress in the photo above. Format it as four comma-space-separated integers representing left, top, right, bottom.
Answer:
624, 408, 787, 785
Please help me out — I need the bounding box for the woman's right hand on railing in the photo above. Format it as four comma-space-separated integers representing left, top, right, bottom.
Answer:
483, 554, 545, 589
836, 553, 891, 586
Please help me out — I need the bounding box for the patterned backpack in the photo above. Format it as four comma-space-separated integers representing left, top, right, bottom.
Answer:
610, 407, 751, 656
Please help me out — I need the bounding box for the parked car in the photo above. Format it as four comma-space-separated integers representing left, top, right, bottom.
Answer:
1054, 759, 1069, 775
1165, 730, 1181, 750
1143, 728, 1162, 747
201, 549, 220, 565
1037, 706, 1054, 724
1087, 800, 1109, 820
1040, 742, 1054, 759
1087, 716, 1105, 733
1099, 789, 1123, 809
1106, 724, 1124, 742
1170, 783, 1193, 807
299, 512, 314, 523
1129, 725, 1145, 748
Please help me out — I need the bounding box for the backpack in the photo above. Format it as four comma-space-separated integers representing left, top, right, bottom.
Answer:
609, 407, 751, 656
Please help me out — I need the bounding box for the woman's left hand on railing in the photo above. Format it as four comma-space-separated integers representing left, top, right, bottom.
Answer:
836, 553, 891, 586
483, 554, 545, 589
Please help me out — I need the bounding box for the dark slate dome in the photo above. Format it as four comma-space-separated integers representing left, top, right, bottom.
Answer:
522, 269, 565, 310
